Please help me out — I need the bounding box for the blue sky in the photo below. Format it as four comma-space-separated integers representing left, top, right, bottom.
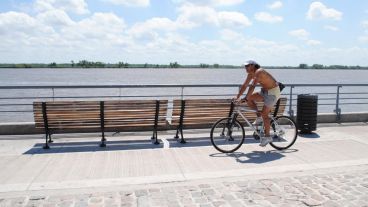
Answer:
0, 0, 368, 66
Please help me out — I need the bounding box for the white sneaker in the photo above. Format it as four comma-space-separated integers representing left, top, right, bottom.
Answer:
252, 117, 263, 125
259, 136, 272, 147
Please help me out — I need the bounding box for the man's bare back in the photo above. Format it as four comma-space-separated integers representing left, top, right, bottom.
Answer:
254, 69, 278, 90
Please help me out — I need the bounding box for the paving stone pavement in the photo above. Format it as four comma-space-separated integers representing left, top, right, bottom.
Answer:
1, 166, 368, 207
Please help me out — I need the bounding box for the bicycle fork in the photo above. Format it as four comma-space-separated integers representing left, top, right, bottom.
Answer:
220, 113, 238, 140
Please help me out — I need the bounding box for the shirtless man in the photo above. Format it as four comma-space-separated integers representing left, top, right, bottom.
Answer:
235, 60, 281, 147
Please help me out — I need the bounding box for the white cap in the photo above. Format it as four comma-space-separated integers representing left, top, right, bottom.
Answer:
244, 60, 258, 66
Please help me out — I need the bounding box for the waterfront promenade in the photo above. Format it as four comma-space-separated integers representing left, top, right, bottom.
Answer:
0, 123, 368, 206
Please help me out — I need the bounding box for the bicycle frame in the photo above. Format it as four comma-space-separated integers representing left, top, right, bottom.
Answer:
231, 104, 278, 138
211, 102, 298, 152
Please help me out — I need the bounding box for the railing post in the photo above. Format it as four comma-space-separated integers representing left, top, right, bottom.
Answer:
52, 88, 55, 102
334, 85, 342, 121
288, 85, 294, 118
181, 87, 184, 100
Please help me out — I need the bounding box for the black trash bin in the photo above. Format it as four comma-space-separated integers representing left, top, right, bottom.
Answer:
297, 94, 318, 133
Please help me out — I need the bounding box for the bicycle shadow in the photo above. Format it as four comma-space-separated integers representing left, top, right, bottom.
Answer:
210, 148, 298, 164
298, 132, 320, 139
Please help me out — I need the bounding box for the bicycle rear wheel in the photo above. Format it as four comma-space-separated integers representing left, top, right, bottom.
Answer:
210, 117, 245, 153
269, 116, 298, 150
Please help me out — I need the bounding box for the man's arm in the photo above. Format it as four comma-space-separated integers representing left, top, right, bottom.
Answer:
245, 78, 258, 99
236, 74, 253, 100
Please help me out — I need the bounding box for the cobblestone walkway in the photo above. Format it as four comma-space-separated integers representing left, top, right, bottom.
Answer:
1, 167, 368, 207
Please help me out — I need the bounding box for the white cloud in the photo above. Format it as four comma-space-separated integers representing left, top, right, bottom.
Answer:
176, 4, 218, 27
289, 29, 323, 46
359, 21, 368, 43
105, 0, 150, 7
254, 12, 283, 23
220, 29, 243, 41
35, 0, 89, 14
65, 12, 126, 39
128, 17, 178, 40
218, 11, 252, 27
362, 20, 368, 29
0, 11, 131, 63
37, 9, 74, 27
0, 11, 53, 36
128, 4, 251, 41
324, 25, 339, 31
172, 0, 244, 7
307, 2, 342, 21
176, 3, 251, 28
359, 36, 368, 43
289, 29, 309, 40
268, 1, 283, 10
307, 40, 322, 46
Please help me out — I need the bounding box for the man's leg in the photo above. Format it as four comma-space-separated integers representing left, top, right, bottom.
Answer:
259, 105, 273, 146
261, 106, 272, 137
247, 92, 263, 116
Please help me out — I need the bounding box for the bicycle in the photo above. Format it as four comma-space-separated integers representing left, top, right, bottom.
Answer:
210, 100, 298, 153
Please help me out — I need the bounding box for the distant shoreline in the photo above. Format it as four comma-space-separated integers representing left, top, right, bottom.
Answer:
1, 61, 368, 69
1, 61, 367, 70
1, 67, 368, 70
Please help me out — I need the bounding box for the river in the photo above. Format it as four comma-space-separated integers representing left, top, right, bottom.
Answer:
0, 68, 367, 122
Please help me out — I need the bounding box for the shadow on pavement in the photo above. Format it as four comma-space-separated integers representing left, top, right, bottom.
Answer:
165, 136, 264, 148
209, 148, 298, 164
298, 132, 320, 138
23, 139, 163, 154
23, 136, 274, 155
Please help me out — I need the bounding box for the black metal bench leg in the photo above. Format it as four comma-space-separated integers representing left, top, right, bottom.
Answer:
100, 138, 106, 147
48, 134, 53, 143
43, 134, 50, 149
99, 101, 106, 147
152, 131, 159, 145
179, 129, 186, 144
174, 129, 179, 139
100, 131, 106, 147
41, 102, 50, 149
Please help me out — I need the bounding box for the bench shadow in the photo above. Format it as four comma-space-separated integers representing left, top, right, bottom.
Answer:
23, 139, 164, 154
23, 136, 286, 155
209, 148, 298, 164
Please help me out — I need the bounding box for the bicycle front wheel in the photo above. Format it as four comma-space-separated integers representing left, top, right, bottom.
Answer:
269, 116, 298, 150
210, 117, 245, 153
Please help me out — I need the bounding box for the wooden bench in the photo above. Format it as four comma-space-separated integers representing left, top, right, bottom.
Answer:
171, 97, 287, 143
33, 100, 168, 149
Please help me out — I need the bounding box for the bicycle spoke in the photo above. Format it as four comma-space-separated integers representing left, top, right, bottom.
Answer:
270, 116, 298, 150
210, 118, 245, 153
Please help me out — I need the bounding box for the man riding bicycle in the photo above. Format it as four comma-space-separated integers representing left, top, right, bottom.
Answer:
234, 60, 281, 147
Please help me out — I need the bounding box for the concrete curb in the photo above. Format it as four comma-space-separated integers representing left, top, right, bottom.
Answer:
317, 112, 368, 123
0, 113, 367, 135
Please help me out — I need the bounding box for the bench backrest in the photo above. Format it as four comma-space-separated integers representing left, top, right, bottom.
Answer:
104, 100, 168, 131
172, 99, 233, 129
33, 100, 168, 133
34, 101, 101, 131
171, 97, 287, 129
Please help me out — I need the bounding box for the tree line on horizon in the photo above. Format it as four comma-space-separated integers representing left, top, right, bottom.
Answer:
0, 60, 366, 69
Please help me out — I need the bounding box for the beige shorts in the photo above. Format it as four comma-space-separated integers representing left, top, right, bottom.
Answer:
259, 86, 281, 108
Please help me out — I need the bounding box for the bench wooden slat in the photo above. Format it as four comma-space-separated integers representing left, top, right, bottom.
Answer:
173, 99, 232, 104
105, 123, 166, 127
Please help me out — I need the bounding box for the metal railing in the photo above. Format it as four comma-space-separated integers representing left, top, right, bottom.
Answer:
0, 84, 367, 123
